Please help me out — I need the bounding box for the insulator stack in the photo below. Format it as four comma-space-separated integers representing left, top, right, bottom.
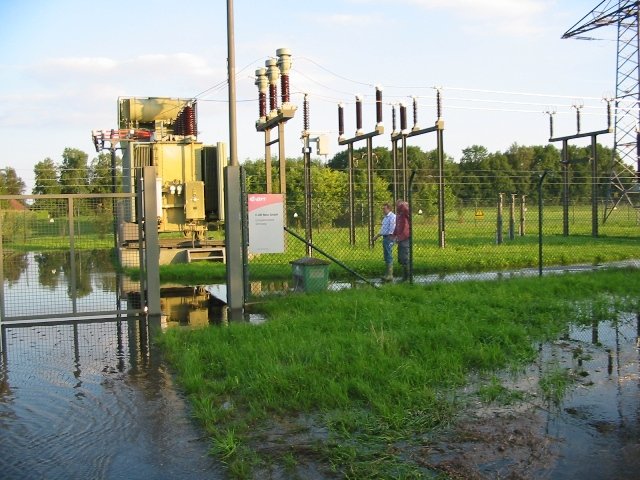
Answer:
355, 95, 363, 133
281, 74, 290, 104
175, 109, 184, 135
392, 104, 397, 132
338, 103, 345, 138
375, 86, 383, 125
184, 106, 196, 136
576, 107, 581, 133
259, 92, 267, 118
276, 48, 292, 104
266, 58, 280, 113
549, 113, 554, 138
412, 96, 418, 128
303, 94, 309, 132
436, 89, 442, 119
400, 103, 407, 131
269, 84, 278, 112
606, 100, 612, 129
255, 67, 268, 120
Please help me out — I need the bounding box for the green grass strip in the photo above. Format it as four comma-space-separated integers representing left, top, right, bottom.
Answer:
158, 268, 640, 478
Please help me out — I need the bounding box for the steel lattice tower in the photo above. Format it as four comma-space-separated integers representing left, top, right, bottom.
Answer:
563, 1, 640, 220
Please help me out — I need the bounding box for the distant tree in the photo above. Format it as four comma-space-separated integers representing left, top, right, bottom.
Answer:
33, 158, 61, 195
89, 152, 121, 194
0, 167, 26, 194
59, 148, 89, 194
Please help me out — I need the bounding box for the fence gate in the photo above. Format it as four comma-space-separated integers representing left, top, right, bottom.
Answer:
0, 193, 149, 323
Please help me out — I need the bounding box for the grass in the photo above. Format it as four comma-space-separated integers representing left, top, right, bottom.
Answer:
158, 267, 640, 478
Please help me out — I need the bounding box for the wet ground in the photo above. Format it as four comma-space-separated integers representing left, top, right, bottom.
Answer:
420, 312, 640, 479
0, 318, 223, 480
1, 255, 639, 479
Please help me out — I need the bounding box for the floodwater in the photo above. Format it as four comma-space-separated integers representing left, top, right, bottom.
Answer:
428, 311, 640, 479
1, 252, 638, 479
0, 252, 227, 480
0, 317, 223, 480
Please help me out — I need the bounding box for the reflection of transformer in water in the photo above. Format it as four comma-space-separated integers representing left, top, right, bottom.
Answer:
118, 97, 227, 240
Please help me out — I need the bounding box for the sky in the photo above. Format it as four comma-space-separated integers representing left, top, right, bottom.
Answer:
0, 0, 620, 192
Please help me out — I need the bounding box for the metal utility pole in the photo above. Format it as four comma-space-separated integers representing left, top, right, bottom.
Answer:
390, 91, 446, 247
225, 0, 245, 319
563, 1, 640, 221
547, 102, 611, 236
338, 87, 384, 247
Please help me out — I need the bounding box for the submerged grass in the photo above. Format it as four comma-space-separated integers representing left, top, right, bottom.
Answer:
158, 268, 640, 478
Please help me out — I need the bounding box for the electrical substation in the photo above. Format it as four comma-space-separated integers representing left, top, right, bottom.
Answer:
93, 96, 228, 265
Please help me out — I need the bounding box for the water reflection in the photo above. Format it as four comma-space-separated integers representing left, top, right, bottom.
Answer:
0, 317, 222, 480
2, 250, 130, 319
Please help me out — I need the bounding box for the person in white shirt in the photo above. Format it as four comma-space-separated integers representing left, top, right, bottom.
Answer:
373, 202, 396, 281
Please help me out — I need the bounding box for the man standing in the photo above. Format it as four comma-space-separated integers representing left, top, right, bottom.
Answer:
392, 200, 411, 281
373, 203, 396, 281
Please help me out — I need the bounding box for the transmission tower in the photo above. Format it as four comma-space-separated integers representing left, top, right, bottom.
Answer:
563, 0, 640, 221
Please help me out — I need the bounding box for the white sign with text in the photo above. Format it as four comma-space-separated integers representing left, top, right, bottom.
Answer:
247, 194, 284, 254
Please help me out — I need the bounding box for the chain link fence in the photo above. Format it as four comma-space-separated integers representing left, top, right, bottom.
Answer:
244, 169, 639, 300
0, 194, 142, 321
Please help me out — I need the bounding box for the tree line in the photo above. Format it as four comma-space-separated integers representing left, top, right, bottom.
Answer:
1, 142, 623, 219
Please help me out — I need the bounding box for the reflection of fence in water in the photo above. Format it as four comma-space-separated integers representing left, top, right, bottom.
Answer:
0, 194, 142, 321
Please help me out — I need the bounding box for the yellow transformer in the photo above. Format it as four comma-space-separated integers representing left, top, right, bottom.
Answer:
118, 97, 227, 240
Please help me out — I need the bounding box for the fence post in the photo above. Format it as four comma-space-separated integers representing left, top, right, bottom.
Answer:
509, 193, 516, 240
68, 197, 77, 314
520, 194, 526, 236
0, 208, 5, 324
496, 193, 504, 244
538, 171, 548, 276
142, 166, 161, 316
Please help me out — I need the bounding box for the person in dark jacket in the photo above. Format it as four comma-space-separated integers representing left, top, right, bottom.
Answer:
392, 200, 411, 281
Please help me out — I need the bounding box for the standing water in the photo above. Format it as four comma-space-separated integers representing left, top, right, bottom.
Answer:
0, 318, 223, 480
0, 251, 223, 480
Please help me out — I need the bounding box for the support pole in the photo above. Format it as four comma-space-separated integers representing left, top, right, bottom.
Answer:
436, 120, 446, 248
348, 143, 355, 245
591, 135, 599, 237
265, 129, 272, 193
226, 0, 245, 319
509, 193, 516, 240
519, 195, 526, 236
538, 171, 548, 276
497, 193, 504, 245
366, 137, 375, 247
562, 139, 570, 236
142, 166, 161, 316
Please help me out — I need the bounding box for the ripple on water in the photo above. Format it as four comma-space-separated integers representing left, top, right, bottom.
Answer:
0, 320, 222, 480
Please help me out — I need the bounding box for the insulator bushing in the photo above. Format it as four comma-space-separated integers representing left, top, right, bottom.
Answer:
255, 67, 268, 119
269, 84, 278, 112
375, 86, 383, 125
412, 97, 418, 128
259, 92, 267, 119
281, 74, 290, 104
266, 58, 280, 112
392, 105, 397, 132
400, 103, 407, 131
338, 103, 345, 137
184, 105, 195, 136
355, 95, 363, 132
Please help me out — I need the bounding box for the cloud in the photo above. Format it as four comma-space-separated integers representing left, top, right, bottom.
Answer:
406, 0, 548, 17
375, 0, 554, 36
308, 12, 386, 27
27, 52, 218, 82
